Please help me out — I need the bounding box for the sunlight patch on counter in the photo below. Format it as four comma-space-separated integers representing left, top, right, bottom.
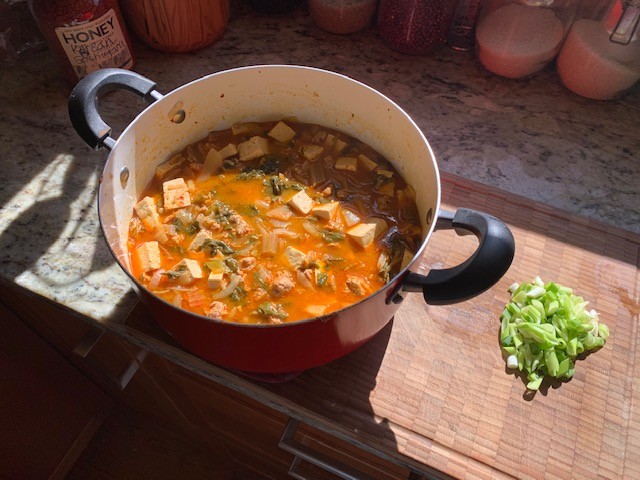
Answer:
1, 153, 137, 324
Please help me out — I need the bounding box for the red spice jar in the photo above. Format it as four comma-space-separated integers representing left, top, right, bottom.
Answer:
309, 0, 377, 35
377, 0, 456, 54
28, 0, 135, 84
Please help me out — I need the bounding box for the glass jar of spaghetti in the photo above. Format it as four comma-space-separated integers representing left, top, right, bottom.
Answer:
28, 0, 135, 84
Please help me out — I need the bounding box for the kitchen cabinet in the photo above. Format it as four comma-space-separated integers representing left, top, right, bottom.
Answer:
0, 286, 198, 441
1, 285, 418, 478
0, 300, 112, 479
144, 354, 416, 479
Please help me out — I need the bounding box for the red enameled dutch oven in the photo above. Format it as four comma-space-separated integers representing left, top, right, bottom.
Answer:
69, 66, 515, 374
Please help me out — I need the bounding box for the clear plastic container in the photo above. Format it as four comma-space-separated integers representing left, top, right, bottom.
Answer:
309, 0, 377, 35
447, 0, 485, 51
557, 0, 640, 100
475, 0, 577, 78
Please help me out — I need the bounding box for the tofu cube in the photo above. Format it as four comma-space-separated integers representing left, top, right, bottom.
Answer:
268, 121, 296, 143
284, 246, 306, 269
376, 169, 394, 178
238, 136, 269, 161
347, 223, 377, 248
358, 154, 378, 172
334, 138, 348, 153
301, 144, 324, 161
163, 178, 191, 210
134, 196, 161, 231
188, 230, 212, 251
137, 241, 161, 272
153, 226, 169, 245
335, 157, 357, 172
218, 143, 238, 159
347, 217, 387, 249
324, 133, 336, 148
173, 259, 203, 283
312, 202, 338, 221
288, 190, 314, 215
305, 305, 327, 317
369, 217, 389, 237
207, 271, 224, 289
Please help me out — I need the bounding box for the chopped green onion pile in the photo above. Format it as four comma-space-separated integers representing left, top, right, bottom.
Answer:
501, 277, 609, 391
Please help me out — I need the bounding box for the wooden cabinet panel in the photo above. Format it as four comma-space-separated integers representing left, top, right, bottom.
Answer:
292, 421, 412, 480
147, 357, 415, 480
0, 302, 112, 479
0, 287, 196, 439
145, 356, 294, 479
0, 287, 421, 479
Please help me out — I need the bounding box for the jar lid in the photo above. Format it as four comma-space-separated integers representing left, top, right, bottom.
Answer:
606, 0, 639, 44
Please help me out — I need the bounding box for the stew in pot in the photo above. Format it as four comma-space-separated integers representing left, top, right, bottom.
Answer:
127, 120, 422, 324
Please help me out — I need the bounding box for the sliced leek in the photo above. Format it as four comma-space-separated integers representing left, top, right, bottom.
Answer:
501, 277, 609, 391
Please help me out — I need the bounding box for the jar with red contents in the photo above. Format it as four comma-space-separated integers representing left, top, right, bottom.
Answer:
377, 0, 457, 54
28, 0, 135, 84
309, 0, 378, 35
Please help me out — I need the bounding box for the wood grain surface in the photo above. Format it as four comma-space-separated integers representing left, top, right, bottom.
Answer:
123, 173, 640, 479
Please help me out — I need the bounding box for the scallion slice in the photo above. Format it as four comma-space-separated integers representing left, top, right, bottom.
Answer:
500, 278, 609, 391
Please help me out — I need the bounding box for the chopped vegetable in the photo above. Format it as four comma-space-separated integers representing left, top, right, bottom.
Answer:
173, 218, 199, 235
269, 176, 284, 195
204, 259, 224, 273
316, 271, 328, 286
201, 239, 235, 256
212, 274, 243, 300
257, 302, 289, 319
198, 148, 223, 181
500, 277, 609, 391
321, 230, 345, 243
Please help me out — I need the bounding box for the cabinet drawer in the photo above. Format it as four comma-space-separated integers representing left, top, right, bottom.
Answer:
281, 418, 415, 480
149, 357, 294, 478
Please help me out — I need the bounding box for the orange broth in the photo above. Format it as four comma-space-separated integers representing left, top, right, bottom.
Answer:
127, 120, 422, 324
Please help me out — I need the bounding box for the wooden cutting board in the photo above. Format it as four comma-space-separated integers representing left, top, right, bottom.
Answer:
124, 173, 640, 479
260, 173, 640, 479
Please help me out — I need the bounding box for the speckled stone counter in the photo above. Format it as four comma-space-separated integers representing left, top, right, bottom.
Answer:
1, 4, 638, 325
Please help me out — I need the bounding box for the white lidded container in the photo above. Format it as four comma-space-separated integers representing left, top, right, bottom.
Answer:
475, 0, 577, 78
557, 0, 640, 100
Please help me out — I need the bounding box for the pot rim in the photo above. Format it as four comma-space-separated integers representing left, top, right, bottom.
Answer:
97, 64, 441, 329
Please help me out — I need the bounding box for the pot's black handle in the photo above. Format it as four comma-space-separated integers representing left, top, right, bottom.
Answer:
68, 68, 163, 151
402, 208, 515, 305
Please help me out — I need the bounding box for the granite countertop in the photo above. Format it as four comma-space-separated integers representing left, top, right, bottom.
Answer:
1, 5, 639, 328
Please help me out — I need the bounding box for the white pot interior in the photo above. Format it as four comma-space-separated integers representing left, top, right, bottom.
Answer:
99, 65, 441, 271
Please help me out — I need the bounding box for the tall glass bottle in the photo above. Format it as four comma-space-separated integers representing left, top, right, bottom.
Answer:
28, 0, 135, 84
